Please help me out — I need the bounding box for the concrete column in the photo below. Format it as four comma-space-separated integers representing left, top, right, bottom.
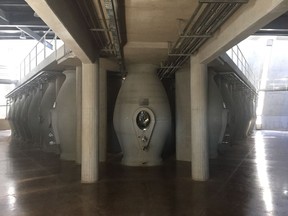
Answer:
99, 65, 107, 162
81, 61, 99, 183
76, 66, 82, 164
175, 63, 191, 161
190, 56, 209, 181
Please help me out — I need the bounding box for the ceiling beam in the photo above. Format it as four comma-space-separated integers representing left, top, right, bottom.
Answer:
17, 26, 53, 49
25, 0, 99, 63
198, 0, 288, 64
0, 9, 9, 25
0, 24, 47, 28
0, 0, 27, 5
261, 13, 288, 30
0, 3, 28, 7
199, 0, 248, 2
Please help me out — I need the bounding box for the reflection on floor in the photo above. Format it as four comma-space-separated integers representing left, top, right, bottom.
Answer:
0, 130, 288, 216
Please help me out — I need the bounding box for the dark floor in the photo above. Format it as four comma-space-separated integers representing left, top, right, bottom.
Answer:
1, 130, 288, 216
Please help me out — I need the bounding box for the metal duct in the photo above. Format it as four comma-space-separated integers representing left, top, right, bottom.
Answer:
158, 1, 248, 79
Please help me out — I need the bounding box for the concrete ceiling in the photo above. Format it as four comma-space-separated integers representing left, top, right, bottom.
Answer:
3, 0, 288, 74
124, 0, 197, 65
255, 12, 288, 36
123, 2, 288, 67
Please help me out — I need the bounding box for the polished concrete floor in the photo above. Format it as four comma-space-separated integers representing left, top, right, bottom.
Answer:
0, 130, 288, 216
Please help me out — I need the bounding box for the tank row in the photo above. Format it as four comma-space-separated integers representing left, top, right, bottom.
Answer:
6, 70, 77, 161
6, 64, 172, 166
5, 65, 257, 165
207, 70, 257, 158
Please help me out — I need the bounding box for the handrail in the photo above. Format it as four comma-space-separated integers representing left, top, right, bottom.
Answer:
226, 45, 257, 89
18, 29, 64, 83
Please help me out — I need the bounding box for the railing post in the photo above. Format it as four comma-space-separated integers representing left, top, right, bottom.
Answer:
22, 60, 25, 82
19, 62, 22, 82
5, 99, 8, 119
44, 42, 46, 59
29, 53, 31, 74
35, 45, 38, 66
54, 35, 57, 57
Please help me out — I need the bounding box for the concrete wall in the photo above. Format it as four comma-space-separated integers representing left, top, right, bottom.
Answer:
262, 91, 288, 130
239, 36, 288, 130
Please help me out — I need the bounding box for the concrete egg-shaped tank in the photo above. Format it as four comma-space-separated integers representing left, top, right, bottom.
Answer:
28, 86, 43, 146
13, 94, 26, 141
8, 98, 16, 138
40, 79, 57, 153
55, 70, 76, 161
12, 96, 21, 139
15, 94, 26, 141
20, 92, 33, 142
113, 64, 171, 166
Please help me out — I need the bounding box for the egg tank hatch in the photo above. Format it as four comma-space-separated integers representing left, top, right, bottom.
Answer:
132, 107, 155, 151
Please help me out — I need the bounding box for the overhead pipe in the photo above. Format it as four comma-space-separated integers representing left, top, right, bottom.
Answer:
78, 0, 107, 49
78, 0, 125, 73
158, 1, 247, 79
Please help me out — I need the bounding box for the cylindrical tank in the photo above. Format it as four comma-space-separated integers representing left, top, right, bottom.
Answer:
50, 75, 65, 150
12, 96, 21, 140
208, 71, 226, 158
55, 70, 76, 161
20, 92, 33, 143
234, 90, 247, 140
247, 95, 256, 135
28, 85, 43, 147
8, 97, 16, 138
219, 79, 236, 142
40, 79, 57, 153
242, 92, 252, 138
113, 64, 171, 166
15, 94, 26, 142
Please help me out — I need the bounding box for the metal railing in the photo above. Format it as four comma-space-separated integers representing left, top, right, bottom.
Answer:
18, 29, 64, 82
226, 45, 257, 89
